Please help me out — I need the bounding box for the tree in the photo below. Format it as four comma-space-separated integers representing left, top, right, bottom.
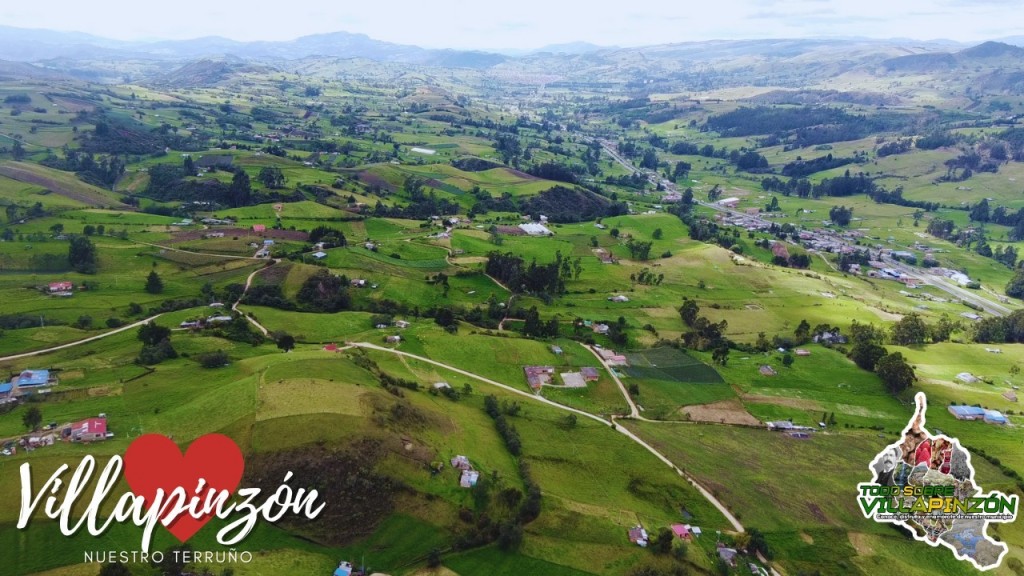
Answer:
627, 238, 653, 260
851, 342, 887, 371
673, 160, 691, 182
794, 319, 811, 344
497, 520, 524, 550
1007, 268, 1024, 299
970, 198, 991, 223
275, 332, 295, 352
652, 527, 674, 554
930, 315, 959, 342
257, 166, 286, 189
782, 353, 794, 368
876, 352, 916, 395
195, 350, 229, 368
678, 298, 699, 327
68, 235, 98, 274
228, 170, 252, 208
296, 269, 351, 312
711, 344, 730, 366
829, 205, 853, 226
22, 406, 42, 430
565, 413, 578, 428
891, 313, 927, 345
652, 228, 663, 240
137, 322, 172, 346
145, 270, 163, 294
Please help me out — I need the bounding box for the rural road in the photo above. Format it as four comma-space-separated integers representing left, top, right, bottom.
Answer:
0, 314, 162, 363
349, 341, 746, 534
583, 345, 639, 418
232, 259, 276, 336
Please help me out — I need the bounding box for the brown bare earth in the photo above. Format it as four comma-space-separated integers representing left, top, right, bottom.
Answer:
0, 163, 128, 208
504, 167, 539, 181
848, 532, 875, 556
681, 399, 762, 426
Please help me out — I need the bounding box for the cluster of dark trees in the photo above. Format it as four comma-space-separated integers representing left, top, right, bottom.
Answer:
295, 269, 352, 312
307, 225, 347, 248
665, 140, 769, 173
479, 393, 544, 545
889, 313, 960, 345
41, 148, 125, 189
1008, 269, 1024, 300
707, 106, 907, 148
761, 171, 941, 211
526, 161, 586, 185
485, 251, 575, 296
780, 153, 856, 178
517, 186, 627, 223
65, 235, 98, 274
136, 321, 177, 365
452, 157, 504, 172
80, 116, 201, 155
678, 298, 731, 364
829, 205, 853, 226
973, 309, 1024, 343
521, 306, 560, 338
876, 138, 913, 157
847, 322, 916, 395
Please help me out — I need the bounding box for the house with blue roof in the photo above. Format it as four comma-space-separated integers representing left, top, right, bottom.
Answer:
984, 410, 1008, 425
947, 405, 986, 421
333, 561, 352, 576
11, 370, 55, 390
0, 382, 13, 398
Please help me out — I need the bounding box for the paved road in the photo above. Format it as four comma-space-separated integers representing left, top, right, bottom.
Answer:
350, 341, 746, 534
0, 314, 162, 363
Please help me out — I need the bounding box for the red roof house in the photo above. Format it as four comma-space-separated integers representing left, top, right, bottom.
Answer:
671, 524, 691, 539
252, 224, 267, 233
71, 418, 107, 442
323, 343, 339, 352
48, 281, 73, 293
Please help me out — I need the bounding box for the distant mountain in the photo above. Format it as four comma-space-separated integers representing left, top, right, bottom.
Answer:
0, 26, 505, 69
530, 42, 612, 55
153, 57, 278, 88
882, 41, 1024, 73
0, 58, 66, 81
960, 41, 1024, 59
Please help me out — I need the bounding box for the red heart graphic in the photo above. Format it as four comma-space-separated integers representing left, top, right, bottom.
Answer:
123, 434, 244, 543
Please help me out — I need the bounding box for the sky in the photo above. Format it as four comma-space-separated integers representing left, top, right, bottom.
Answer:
2, 0, 1022, 49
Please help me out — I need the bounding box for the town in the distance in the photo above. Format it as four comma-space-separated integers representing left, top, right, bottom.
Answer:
0, 17, 1023, 576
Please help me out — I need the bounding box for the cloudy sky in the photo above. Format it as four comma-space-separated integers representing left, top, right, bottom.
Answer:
1, 0, 1021, 49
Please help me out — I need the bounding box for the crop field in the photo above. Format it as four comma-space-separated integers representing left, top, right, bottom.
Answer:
624, 347, 725, 384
